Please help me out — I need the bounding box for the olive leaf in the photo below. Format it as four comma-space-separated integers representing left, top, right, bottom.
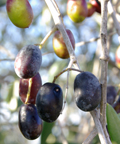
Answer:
106, 103, 120, 144
41, 122, 54, 144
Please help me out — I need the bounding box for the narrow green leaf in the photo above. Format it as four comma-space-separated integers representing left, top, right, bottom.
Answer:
6, 82, 14, 103
41, 121, 54, 144
106, 103, 120, 144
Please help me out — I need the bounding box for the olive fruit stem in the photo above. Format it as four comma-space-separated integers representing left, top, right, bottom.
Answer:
25, 78, 32, 104
108, 0, 120, 43
52, 68, 83, 83
44, 0, 80, 70
60, 60, 76, 113
35, 26, 58, 49
53, 67, 83, 112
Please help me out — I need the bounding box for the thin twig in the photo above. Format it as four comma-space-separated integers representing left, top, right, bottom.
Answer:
0, 58, 15, 61
75, 37, 100, 47
82, 128, 97, 144
42, 51, 54, 56
62, 60, 75, 113
0, 45, 15, 58
52, 68, 83, 83
91, 110, 107, 144
44, 0, 80, 70
75, 31, 116, 47
35, 26, 58, 49
108, 0, 120, 43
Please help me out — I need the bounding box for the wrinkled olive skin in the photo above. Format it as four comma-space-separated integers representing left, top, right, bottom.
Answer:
36, 82, 63, 123
19, 104, 43, 140
14, 45, 42, 79
74, 72, 101, 111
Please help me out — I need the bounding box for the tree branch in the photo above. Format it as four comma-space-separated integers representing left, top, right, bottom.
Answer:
82, 128, 97, 144
91, 110, 107, 144
44, 0, 80, 70
108, 0, 120, 43
44, 0, 111, 143
100, 0, 112, 143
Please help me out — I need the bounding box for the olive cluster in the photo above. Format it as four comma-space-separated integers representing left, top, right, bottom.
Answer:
14, 44, 117, 140
14, 45, 63, 140
7, 0, 117, 140
67, 0, 101, 23
14, 44, 101, 140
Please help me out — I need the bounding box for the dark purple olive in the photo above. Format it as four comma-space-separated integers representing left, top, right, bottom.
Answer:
19, 104, 43, 140
19, 72, 42, 104
74, 71, 101, 111
14, 45, 42, 79
36, 82, 63, 123
107, 86, 117, 105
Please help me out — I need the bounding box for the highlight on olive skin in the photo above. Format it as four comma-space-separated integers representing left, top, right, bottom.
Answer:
6, 0, 33, 28
18, 104, 43, 140
87, 2, 96, 17
53, 29, 75, 59
90, 0, 101, 13
74, 71, 101, 111
36, 82, 63, 123
67, 0, 88, 23
14, 45, 42, 79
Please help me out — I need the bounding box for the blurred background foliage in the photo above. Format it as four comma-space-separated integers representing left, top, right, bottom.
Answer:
0, 0, 120, 144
